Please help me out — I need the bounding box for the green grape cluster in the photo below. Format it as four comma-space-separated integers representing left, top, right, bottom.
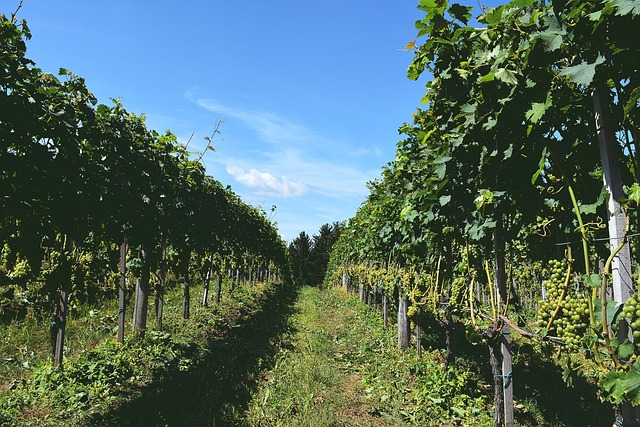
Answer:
621, 297, 640, 340
536, 259, 590, 346
408, 304, 418, 318
449, 277, 466, 307
8, 258, 31, 282
457, 245, 479, 274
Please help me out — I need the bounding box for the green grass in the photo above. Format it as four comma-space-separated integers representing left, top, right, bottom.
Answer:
0, 279, 295, 426
0, 283, 616, 426
240, 286, 614, 427
241, 286, 493, 426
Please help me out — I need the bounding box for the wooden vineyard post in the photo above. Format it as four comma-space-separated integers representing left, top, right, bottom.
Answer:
202, 257, 212, 306
488, 336, 504, 427
416, 307, 422, 357
156, 239, 167, 331
216, 273, 223, 304
593, 88, 634, 325
374, 286, 379, 310
52, 290, 70, 367
183, 270, 190, 320
383, 292, 388, 327
494, 216, 514, 427
593, 88, 639, 426
398, 294, 410, 351
501, 324, 514, 427
133, 247, 150, 339
117, 230, 127, 344
51, 235, 73, 368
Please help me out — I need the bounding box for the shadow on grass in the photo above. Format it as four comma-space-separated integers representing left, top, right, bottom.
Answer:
87, 283, 300, 427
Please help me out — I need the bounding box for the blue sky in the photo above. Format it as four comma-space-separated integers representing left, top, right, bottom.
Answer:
12, 0, 500, 242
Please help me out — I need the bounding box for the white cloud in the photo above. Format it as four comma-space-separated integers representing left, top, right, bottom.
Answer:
226, 165, 308, 198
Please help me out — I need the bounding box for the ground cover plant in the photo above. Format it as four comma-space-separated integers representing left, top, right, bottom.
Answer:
0, 279, 297, 426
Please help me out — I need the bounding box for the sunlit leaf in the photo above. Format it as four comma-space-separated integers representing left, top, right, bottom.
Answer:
558, 55, 606, 86
626, 183, 640, 206
495, 68, 519, 85
584, 273, 602, 289
609, 0, 640, 16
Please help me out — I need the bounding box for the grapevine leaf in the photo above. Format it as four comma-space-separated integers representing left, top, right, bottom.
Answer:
601, 369, 626, 403
400, 206, 419, 223
526, 91, 552, 124
593, 298, 617, 326
525, 102, 547, 123
624, 361, 640, 405
605, 360, 640, 405
584, 273, 602, 290
626, 183, 640, 206
531, 147, 548, 185
467, 223, 484, 240
623, 86, 640, 123
448, 4, 473, 24
503, 144, 513, 160
495, 68, 519, 85
579, 188, 606, 214
433, 155, 452, 164
478, 72, 495, 83
618, 340, 635, 360
536, 18, 566, 52
484, 5, 505, 25
483, 116, 497, 130
588, 10, 603, 20
558, 55, 606, 87
609, 0, 640, 16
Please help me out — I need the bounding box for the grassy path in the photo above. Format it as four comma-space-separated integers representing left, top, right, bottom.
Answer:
238, 286, 615, 427
241, 285, 398, 426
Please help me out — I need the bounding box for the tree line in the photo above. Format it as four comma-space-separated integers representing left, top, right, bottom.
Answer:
288, 222, 341, 286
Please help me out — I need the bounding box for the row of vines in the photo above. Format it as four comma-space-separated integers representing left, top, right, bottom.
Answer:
0, 5, 291, 377
325, 0, 640, 426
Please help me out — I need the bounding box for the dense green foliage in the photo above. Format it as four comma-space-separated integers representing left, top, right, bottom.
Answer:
324, 0, 640, 423
0, 9, 290, 323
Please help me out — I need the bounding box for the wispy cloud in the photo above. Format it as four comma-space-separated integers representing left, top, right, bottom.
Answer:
188, 95, 384, 240
191, 97, 313, 145
226, 166, 308, 198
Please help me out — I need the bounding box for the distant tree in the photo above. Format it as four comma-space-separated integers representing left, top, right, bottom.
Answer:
288, 223, 341, 286
288, 231, 312, 285
310, 222, 341, 285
